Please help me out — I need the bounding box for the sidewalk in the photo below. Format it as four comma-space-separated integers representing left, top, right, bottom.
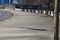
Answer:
0, 9, 54, 40
0, 27, 53, 40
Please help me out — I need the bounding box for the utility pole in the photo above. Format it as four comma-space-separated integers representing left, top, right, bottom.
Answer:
54, 0, 59, 40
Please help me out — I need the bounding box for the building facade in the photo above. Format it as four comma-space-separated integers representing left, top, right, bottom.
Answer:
0, 0, 13, 5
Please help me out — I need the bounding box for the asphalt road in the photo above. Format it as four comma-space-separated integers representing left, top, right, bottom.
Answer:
0, 10, 13, 21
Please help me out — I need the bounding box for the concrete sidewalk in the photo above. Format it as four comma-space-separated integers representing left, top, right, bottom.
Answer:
0, 9, 54, 40
0, 27, 53, 40
0, 9, 53, 31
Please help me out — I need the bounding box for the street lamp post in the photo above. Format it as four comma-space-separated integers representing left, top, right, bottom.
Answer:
54, 0, 59, 40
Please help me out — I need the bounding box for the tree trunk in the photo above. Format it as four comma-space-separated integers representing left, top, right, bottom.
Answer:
54, 0, 59, 40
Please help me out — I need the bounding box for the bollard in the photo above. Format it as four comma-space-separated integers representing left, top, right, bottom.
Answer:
52, 10, 54, 17
36, 10, 38, 13
49, 11, 54, 16
43, 10, 46, 14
